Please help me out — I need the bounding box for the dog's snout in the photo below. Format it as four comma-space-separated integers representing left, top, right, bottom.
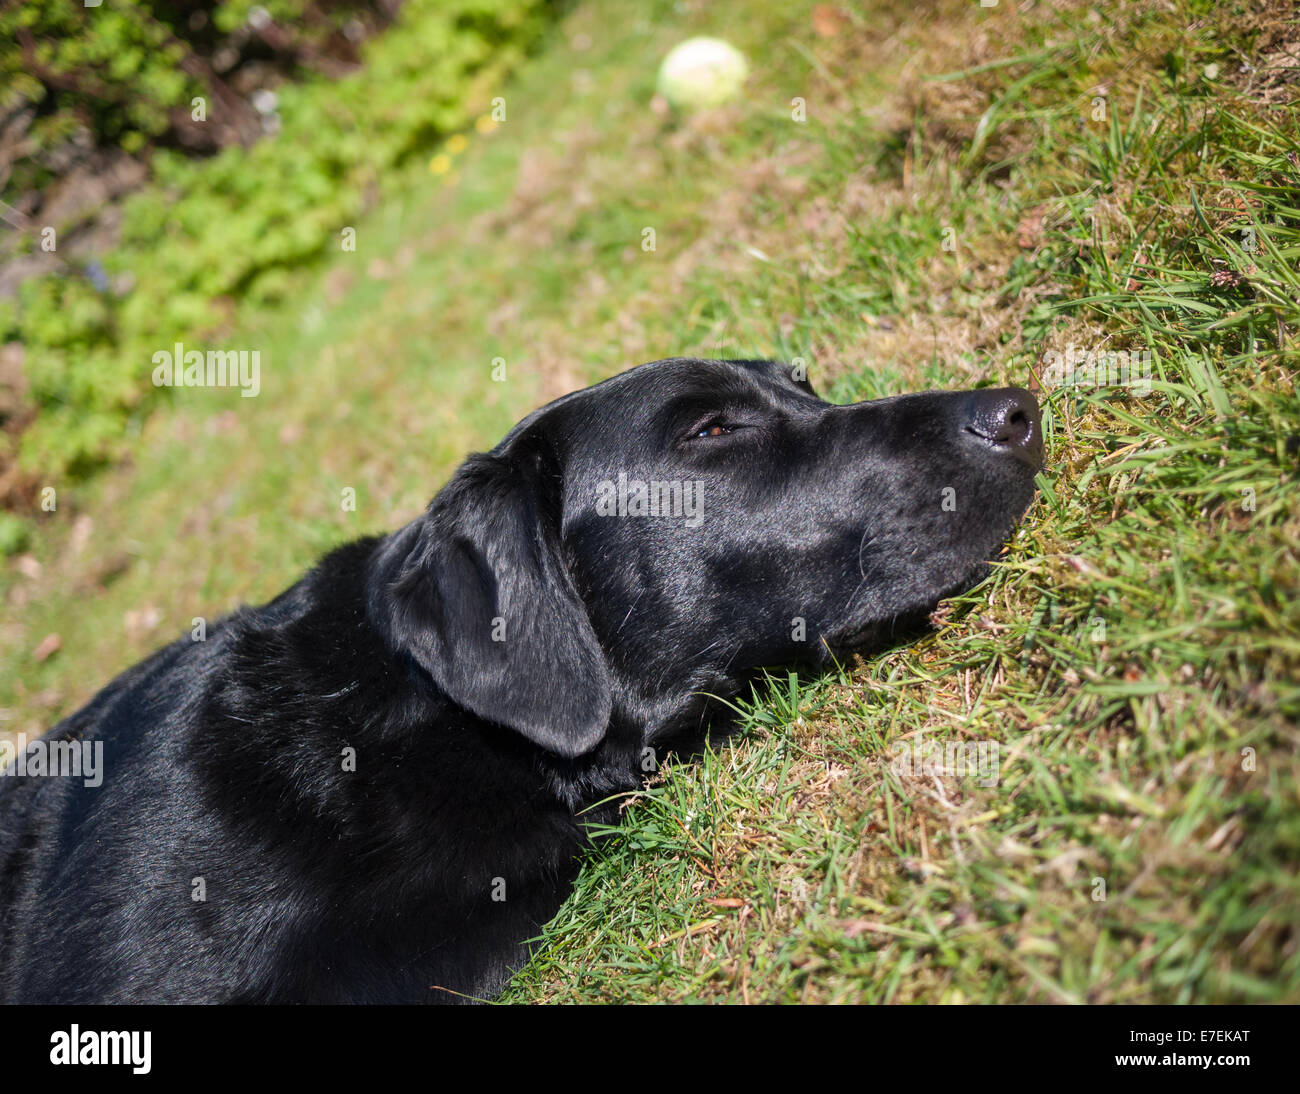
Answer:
963, 387, 1042, 468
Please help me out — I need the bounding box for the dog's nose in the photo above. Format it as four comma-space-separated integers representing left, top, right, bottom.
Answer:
963, 387, 1042, 468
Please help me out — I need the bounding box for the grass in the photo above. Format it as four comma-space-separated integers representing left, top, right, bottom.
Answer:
5, 0, 1299, 1003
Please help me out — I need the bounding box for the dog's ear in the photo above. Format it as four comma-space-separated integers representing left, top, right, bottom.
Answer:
370, 443, 611, 759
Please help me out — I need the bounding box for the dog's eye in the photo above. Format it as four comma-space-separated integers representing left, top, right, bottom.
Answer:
684, 415, 736, 441
678, 411, 750, 445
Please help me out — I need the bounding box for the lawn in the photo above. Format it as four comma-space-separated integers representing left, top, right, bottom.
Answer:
4, 0, 1298, 1003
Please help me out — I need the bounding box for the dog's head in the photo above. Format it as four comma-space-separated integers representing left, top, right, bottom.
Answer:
371, 358, 1041, 759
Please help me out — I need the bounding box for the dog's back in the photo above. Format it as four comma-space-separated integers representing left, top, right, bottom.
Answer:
0, 539, 583, 1003
1, 633, 229, 1002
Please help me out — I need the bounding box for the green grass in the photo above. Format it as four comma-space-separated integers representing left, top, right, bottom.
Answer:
5, 0, 1299, 1003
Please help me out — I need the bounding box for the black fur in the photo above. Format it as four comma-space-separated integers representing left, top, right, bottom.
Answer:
0, 357, 1041, 1003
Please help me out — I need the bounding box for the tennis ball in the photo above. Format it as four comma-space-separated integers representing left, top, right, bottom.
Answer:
655, 37, 749, 110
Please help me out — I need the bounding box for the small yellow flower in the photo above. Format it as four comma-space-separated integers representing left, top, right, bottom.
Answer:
475, 114, 498, 135
446, 133, 468, 155
429, 153, 452, 175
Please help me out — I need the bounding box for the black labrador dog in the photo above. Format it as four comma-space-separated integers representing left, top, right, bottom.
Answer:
0, 357, 1041, 1003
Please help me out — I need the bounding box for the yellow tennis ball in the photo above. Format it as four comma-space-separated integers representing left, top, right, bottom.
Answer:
656, 37, 749, 110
